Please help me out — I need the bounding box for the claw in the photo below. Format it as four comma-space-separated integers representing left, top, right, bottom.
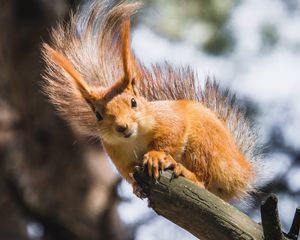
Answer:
173, 164, 182, 177
143, 151, 203, 187
170, 171, 175, 181
143, 150, 175, 180
153, 160, 159, 179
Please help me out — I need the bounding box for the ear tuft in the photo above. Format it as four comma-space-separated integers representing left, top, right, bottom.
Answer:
120, 19, 141, 93
43, 44, 96, 103
121, 19, 131, 82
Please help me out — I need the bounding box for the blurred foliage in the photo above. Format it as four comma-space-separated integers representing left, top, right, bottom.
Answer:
140, 0, 238, 55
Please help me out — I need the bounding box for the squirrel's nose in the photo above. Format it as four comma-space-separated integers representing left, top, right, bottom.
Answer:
116, 125, 128, 133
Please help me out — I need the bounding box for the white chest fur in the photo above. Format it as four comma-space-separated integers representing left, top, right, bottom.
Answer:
117, 137, 150, 163
103, 134, 152, 167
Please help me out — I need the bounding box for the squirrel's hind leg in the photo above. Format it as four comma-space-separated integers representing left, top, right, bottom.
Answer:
172, 164, 205, 188
143, 150, 205, 188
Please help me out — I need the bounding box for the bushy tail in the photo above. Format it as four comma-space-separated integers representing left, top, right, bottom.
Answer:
199, 79, 260, 164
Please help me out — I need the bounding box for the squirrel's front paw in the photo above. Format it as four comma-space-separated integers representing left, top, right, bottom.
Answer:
143, 150, 176, 179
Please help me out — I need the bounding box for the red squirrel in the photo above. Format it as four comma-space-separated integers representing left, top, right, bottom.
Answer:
42, 1, 260, 201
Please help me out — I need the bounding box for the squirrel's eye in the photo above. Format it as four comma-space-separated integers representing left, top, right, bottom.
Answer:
131, 98, 137, 108
95, 112, 103, 121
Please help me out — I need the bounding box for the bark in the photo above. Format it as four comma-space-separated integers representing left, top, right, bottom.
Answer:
288, 207, 300, 240
133, 167, 299, 240
261, 194, 285, 240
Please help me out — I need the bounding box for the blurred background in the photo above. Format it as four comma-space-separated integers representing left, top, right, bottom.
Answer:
0, 0, 299, 239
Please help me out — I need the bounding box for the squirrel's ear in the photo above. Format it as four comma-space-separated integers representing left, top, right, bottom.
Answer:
43, 44, 97, 104
121, 19, 140, 94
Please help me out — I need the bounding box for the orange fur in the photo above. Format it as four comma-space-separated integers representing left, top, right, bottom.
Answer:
97, 97, 255, 200
42, 1, 259, 201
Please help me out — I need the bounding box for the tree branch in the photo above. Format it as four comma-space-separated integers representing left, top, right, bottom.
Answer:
133, 167, 264, 240
287, 207, 300, 240
261, 194, 284, 240
133, 167, 300, 240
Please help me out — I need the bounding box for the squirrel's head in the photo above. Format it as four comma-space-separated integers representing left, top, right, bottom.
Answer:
90, 86, 153, 144
43, 19, 154, 143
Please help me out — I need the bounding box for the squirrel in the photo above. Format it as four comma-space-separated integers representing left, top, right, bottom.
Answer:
42, 0, 260, 201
